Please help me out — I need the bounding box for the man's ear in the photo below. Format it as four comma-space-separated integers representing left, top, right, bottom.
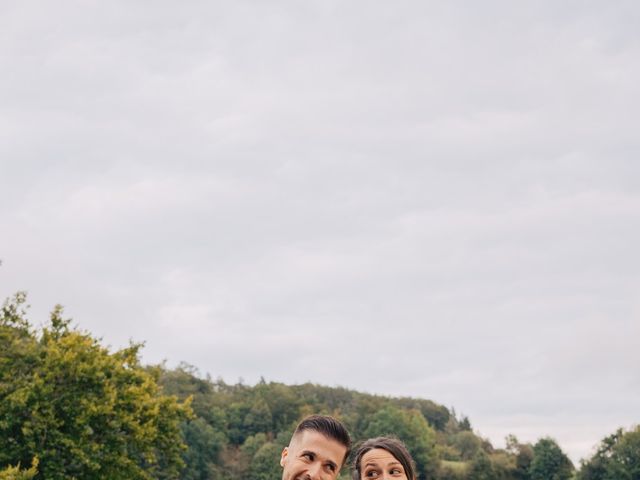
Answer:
280, 446, 289, 467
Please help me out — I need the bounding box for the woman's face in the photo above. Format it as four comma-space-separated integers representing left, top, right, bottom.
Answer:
359, 448, 408, 479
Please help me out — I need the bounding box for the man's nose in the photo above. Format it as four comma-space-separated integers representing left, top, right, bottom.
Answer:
307, 462, 324, 480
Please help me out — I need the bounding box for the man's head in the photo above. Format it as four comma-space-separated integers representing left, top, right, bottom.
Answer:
280, 415, 351, 480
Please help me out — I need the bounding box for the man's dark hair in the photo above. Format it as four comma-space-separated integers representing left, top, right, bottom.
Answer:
352, 436, 417, 480
292, 414, 352, 464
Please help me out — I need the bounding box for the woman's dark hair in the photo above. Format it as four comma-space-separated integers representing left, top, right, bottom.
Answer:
352, 436, 417, 480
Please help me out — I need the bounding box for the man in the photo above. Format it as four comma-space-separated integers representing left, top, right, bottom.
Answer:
280, 415, 351, 480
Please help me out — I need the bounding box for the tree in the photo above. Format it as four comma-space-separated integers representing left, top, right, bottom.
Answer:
435, 461, 466, 480
468, 450, 494, 480
0, 293, 192, 479
458, 416, 472, 432
255, 382, 301, 433
247, 442, 283, 480
490, 451, 518, 480
364, 406, 439, 479
180, 418, 226, 480
451, 431, 482, 461
607, 426, 640, 479
0, 459, 38, 480
529, 437, 573, 480
394, 397, 451, 431
578, 426, 640, 480
505, 435, 533, 480
243, 396, 273, 436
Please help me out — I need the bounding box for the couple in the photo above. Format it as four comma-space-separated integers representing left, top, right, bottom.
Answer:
281, 414, 416, 480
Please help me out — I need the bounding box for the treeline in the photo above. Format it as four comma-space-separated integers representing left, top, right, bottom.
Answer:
158, 366, 589, 480
1, 293, 638, 479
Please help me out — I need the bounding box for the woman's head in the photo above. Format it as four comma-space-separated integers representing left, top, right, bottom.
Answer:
352, 436, 417, 480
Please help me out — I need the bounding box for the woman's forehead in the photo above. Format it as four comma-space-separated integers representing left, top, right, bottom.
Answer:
361, 448, 400, 464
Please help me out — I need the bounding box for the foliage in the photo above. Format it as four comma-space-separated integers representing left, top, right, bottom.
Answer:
0, 459, 38, 480
529, 437, 574, 480
7, 290, 632, 480
157, 365, 457, 479
450, 431, 482, 461
437, 460, 467, 480
578, 426, 640, 480
157, 365, 593, 480
180, 418, 226, 480
0, 293, 191, 480
158, 368, 470, 479
247, 441, 283, 480
363, 406, 439, 479
468, 450, 495, 480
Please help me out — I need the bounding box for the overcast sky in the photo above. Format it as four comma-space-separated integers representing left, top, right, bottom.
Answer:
2, 0, 639, 464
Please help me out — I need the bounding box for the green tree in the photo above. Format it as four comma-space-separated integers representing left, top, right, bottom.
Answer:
394, 397, 451, 431
0, 293, 191, 480
606, 426, 640, 480
364, 406, 439, 479
243, 396, 273, 436
458, 416, 472, 432
505, 435, 533, 480
578, 426, 640, 480
435, 461, 466, 480
227, 402, 251, 445
490, 451, 518, 480
451, 431, 482, 461
0, 459, 38, 480
247, 442, 283, 480
256, 382, 301, 433
529, 437, 573, 480
468, 450, 494, 480
180, 418, 226, 480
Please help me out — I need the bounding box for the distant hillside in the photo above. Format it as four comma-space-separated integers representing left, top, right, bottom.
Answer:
157, 363, 569, 480
4, 291, 634, 480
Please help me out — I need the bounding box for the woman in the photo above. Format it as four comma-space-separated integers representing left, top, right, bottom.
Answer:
352, 436, 417, 480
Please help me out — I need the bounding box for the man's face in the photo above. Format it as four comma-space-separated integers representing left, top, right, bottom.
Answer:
280, 430, 347, 480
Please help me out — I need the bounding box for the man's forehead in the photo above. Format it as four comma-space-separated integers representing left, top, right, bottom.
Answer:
289, 430, 347, 451
291, 429, 327, 446
290, 430, 347, 461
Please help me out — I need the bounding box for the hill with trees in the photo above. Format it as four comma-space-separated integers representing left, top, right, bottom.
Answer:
1, 292, 638, 479
157, 363, 578, 480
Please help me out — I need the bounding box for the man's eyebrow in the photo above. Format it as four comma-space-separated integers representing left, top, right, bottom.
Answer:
299, 449, 316, 457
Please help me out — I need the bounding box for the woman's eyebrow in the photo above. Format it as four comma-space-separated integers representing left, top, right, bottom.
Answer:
365, 461, 400, 466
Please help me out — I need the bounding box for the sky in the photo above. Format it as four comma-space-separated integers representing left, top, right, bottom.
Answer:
1, 0, 639, 464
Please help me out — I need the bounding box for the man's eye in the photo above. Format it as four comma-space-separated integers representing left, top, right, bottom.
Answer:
365, 471, 379, 478
325, 463, 336, 472
302, 453, 314, 461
